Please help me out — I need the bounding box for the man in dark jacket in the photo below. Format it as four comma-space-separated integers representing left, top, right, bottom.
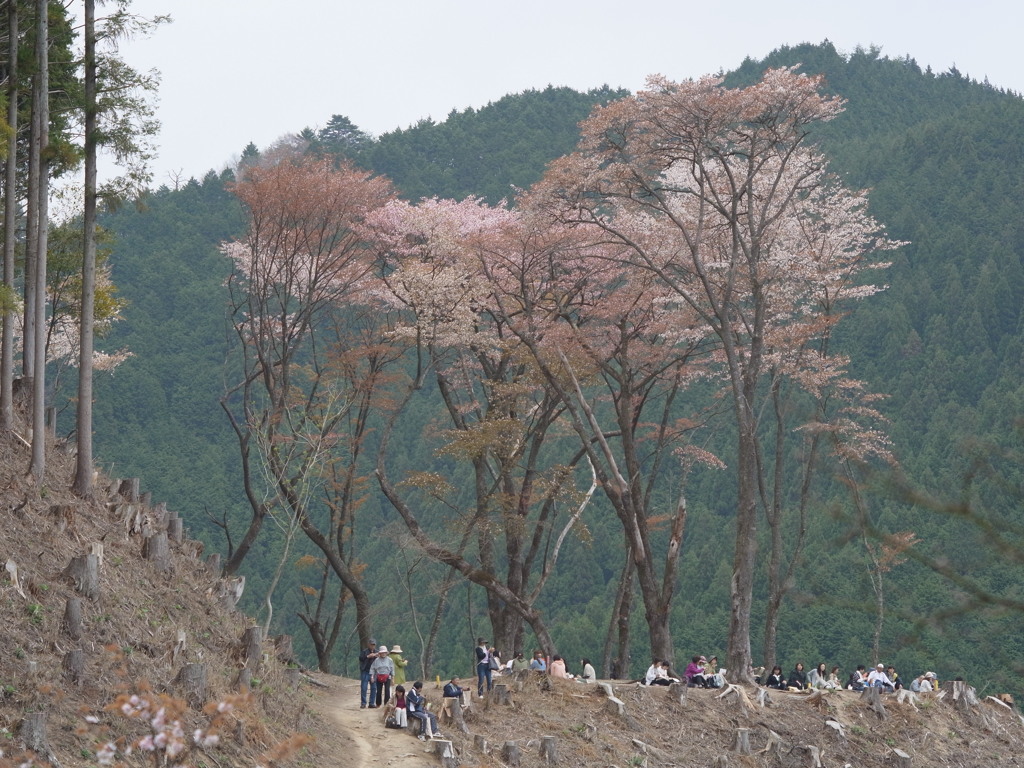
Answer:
359, 637, 378, 708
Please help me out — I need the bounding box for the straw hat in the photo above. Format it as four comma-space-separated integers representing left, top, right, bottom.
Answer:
378, 645, 389, 654
390, 645, 403, 653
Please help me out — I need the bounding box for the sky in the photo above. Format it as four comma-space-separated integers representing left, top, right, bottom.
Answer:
109, 0, 1024, 188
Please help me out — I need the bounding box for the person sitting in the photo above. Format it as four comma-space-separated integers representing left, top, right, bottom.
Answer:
846, 665, 867, 691
392, 685, 408, 728
529, 650, 547, 672
825, 666, 842, 689
867, 663, 895, 692
442, 676, 469, 707
684, 656, 709, 688
579, 658, 596, 683
406, 681, 442, 741
807, 662, 828, 689
886, 665, 903, 690
644, 659, 668, 686
765, 665, 787, 690
510, 651, 530, 673
702, 655, 725, 688
549, 654, 572, 679
788, 662, 808, 690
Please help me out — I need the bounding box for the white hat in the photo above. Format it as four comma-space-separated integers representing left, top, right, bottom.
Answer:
379, 645, 389, 654
390, 645, 403, 653
876, 663, 884, 670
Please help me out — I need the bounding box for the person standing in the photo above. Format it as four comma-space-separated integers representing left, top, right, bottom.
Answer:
370, 645, 395, 707
359, 637, 378, 709
390, 644, 409, 687
475, 637, 493, 697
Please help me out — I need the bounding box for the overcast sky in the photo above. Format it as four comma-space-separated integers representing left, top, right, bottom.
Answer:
111, 0, 1024, 187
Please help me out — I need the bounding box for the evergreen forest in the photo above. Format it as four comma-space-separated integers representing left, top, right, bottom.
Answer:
72, 42, 1024, 695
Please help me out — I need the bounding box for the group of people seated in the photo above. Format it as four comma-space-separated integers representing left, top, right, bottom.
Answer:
761, 661, 939, 693
643, 655, 726, 688
385, 681, 445, 741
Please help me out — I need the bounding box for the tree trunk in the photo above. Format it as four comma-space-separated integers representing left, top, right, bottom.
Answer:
28, 0, 49, 481
0, 0, 17, 432
726, 423, 758, 684
72, 0, 97, 497
602, 551, 633, 679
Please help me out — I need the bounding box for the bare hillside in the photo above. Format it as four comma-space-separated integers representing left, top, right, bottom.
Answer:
0, 425, 325, 767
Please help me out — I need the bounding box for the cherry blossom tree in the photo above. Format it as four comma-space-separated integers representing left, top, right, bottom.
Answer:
364, 197, 595, 656
530, 67, 901, 681
469, 207, 723, 668
222, 154, 395, 654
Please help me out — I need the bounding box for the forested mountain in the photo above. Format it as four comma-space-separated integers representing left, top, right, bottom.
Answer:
83, 43, 1024, 692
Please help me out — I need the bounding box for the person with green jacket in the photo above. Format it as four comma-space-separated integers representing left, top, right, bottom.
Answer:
390, 644, 409, 686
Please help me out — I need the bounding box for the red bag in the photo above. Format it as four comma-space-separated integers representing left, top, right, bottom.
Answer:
376, 673, 389, 683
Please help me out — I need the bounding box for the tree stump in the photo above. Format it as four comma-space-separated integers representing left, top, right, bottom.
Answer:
761, 730, 784, 756
446, 695, 470, 734
241, 626, 263, 672
492, 682, 512, 705
143, 532, 171, 573
713, 755, 730, 767
118, 477, 140, 502
540, 735, 558, 764
173, 662, 208, 708
89, 541, 104, 567
283, 668, 301, 689
205, 552, 221, 575
141, 491, 152, 508
605, 696, 626, 717
433, 739, 458, 768
861, 685, 888, 720
791, 745, 823, 767
62, 597, 83, 640
731, 727, 751, 755
274, 634, 295, 665
757, 687, 772, 707
891, 747, 912, 767
235, 667, 252, 692
667, 680, 689, 706
18, 711, 54, 763
474, 734, 489, 754
119, 504, 143, 536
941, 680, 979, 712
502, 740, 521, 766
152, 502, 168, 530
63, 648, 85, 686
63, 554, 100, 600
168, 517, 184, 544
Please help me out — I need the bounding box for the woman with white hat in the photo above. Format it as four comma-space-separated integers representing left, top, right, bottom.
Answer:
370, 645, 395, 707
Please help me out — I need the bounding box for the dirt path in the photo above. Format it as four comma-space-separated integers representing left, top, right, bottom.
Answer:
305, 674, 437, 768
